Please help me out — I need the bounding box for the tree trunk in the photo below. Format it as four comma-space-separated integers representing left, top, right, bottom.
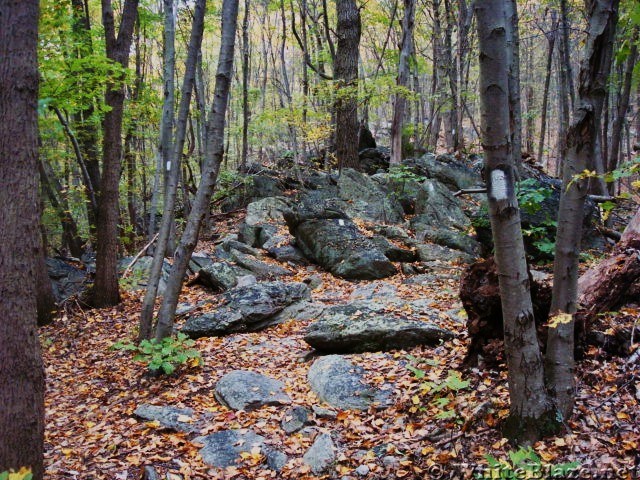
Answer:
240, 0, 251, 169
607, 27, 638, 185
505, 0, 522, 169
546, 0, 619, 421
157, 0, 177, 253
38, 157, 85, 258
559, 0, 575, 110
0, 0, 46, 475
92, 0, 139, 307
537, 12, 557, 165
334, 0, 361, 170
475, 0, 554, 444
139, 0, 207, 341
155, 0, 239, 340
390, 0, 415, 165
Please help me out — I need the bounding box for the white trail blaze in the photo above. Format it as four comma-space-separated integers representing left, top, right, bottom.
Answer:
491, 169, 508, 201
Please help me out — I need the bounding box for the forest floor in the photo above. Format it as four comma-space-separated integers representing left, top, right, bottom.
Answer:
41, 213, 640, 480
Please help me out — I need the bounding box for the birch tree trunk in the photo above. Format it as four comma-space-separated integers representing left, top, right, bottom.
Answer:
546, 0, 619, 421
505, 0, 522, 168
139, 0, 207, 341
390, 0, 415, 165
155, 0, 239, 340
475, 0, 555, 443
160, 0, 178, 252
0, 0, 46, 475
334, 0, 361, 170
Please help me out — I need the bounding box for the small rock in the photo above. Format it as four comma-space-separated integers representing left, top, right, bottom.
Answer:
382, 456, 400, 468
281, 406, 310, 434
214, 370, 291, 411
312, 405, 338, 419
303, 433, 336, 475
142, 466, 159, 480
133, 404, 196, 433
303, 274, 323, 290
265, 449, 288, 471
195, 429, 266, 468
355, 465, 370, 476
308, 356, 391, 410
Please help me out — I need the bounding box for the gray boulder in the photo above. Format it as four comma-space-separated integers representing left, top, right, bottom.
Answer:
214, 370, 291, 411
118, 256, 171, 294
46, 258, 88, 302
414, 179, 470, 230
307, 355, 392, 410
230, 249, 292, 279
337, 168, 404, 224
239, 196, 292, 247
188, 252, 216, 275
303, 433, 337, 475
195, 429, 286, 470
181, 281, 310, 338
285, 207, 397, 280
304, 302, 454, 353
281, 406, 310, 434
412, 242, 475, 264
197, 261, 252, 291
133, 404, 196, 433
403, 153, 482, 191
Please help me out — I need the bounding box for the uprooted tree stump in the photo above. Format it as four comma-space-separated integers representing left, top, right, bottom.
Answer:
577, 206, 640, 356
459, 257, 552, 367
461, 207, 640, 367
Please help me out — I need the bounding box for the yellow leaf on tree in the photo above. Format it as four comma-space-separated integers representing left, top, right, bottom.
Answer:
548, 313, 573, 329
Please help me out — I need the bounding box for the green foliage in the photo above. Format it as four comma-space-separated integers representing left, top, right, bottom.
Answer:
406, 356, 470, 422
213, 169, 254, 202
112, 333, 202, 375
0, 469, 33, 480
516, 179, 552, 215
387, 165, 426, 184
516, 179, 557, 257
476, 447, 579, 479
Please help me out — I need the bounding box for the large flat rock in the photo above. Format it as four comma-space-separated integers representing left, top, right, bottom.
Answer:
304, 302, 454, 354
214, 370, 291, 411
194, 429, 286, 470
181, 281, 310, 338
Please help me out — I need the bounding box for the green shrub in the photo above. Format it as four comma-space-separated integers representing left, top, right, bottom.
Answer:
0, 469, 33, 480
406, 356, 470, 421
112, 332, 202, 375
476, 447, 579, 479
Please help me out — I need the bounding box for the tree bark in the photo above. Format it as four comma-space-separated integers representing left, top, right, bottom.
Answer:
334, 0, 361, 170
390, 0, 415, 165
607, 27, 638, 185
241, 0, 251, 169
505, 0, 522, 168
0, 0, 46, 476
155, 0, 239, 340
537, 12, 557, 165
475, 0, 554, 444
139, 0, 207, 341
92, 0, 139, 307
546, 0, 619, 421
